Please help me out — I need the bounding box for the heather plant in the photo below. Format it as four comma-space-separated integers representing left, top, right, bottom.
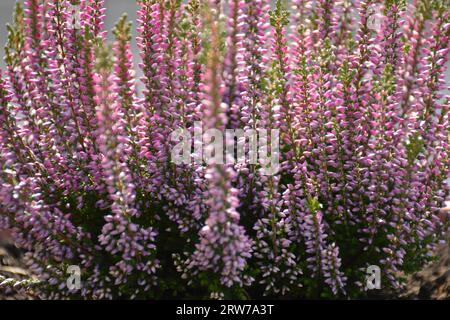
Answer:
0, 0, 449, 299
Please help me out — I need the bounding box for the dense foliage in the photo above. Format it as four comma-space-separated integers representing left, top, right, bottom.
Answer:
0, 0, 449, 299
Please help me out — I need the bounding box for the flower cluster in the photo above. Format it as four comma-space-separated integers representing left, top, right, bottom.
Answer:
0, 0, 449, 299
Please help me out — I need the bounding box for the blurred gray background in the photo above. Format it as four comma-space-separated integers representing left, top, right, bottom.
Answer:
0, 0, 448, 84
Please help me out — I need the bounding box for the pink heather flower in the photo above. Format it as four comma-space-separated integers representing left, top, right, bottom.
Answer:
187, 6, 252, 288
0, 0, 448, 299
95, 46, 159, 294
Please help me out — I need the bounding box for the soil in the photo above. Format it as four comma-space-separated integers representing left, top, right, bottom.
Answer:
0, 236, 31, 300
398, 242, 450, 299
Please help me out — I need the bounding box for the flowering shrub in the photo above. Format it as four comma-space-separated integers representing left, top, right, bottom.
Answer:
0, 0, 449, 299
